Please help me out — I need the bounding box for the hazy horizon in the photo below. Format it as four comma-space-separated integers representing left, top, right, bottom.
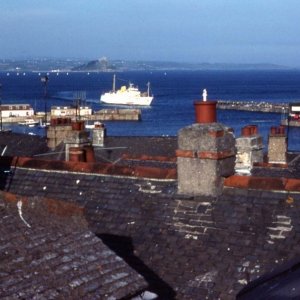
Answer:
0, 56, 292, 66
1, 1, 300, 67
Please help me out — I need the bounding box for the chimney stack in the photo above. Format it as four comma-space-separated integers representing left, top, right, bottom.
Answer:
268, 125, 287, 164
47, 117, 72, 149
177, 90, 236, 196
92, 122, 106, 147
235, 125, 264, 174
64, 121, 90, 161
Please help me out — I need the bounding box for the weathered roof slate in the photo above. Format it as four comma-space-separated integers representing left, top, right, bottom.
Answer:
237, 257, 300, 299
97, 136, 177, 161
2, 165, 300, 299
0, 132, 48, 157
0, 132, 178, 169
0, 193, 148, 299
2, 131, 300, 299
236, 258, 300, 300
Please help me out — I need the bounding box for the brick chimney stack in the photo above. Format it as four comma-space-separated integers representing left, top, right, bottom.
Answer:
235, 125, 264, 174
64, 121, 90, 161
268, 126, 287, 164
92, 122, 106, 147
47, 117, 72, 149
177, 91, 236, 196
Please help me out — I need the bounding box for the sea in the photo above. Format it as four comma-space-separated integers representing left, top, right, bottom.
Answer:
1, 69, 300, 151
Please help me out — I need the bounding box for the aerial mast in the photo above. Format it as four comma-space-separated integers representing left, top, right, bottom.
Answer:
40, 75, 49, 128
0, 83, 2, 131
147, 82, 151, 97
113, 74, 116, 92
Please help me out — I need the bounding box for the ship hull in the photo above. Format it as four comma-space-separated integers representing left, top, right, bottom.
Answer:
100, 94, 153, 106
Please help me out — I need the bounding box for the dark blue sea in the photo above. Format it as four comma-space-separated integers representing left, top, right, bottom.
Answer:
1, 70, 300, 151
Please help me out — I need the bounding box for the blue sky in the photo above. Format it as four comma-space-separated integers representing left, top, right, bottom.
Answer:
0, 0, 299, 66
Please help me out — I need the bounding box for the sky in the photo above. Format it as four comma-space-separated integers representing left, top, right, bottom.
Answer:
0, 0, 300, 66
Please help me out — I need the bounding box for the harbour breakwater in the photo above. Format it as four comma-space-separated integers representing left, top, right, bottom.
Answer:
0, 109, 141, 124
217, 100, 289, 113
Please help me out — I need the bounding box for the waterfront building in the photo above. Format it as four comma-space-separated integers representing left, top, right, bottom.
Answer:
0, 104, 34, 118
289, 102, 300, 121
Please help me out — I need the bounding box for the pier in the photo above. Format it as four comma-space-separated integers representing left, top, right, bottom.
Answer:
217, 100, 289, 113
217, 100, 300, 127
0, 108, 141, 124
92, 108, 141, 121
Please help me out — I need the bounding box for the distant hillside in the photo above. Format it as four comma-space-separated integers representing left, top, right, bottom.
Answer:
72, 60, 290, 71
0, 58, 292, 72
0, 58, 85, 72
72, 57, 116, 72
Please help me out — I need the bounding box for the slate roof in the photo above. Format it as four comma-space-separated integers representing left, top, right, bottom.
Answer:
94, 136, 177, 169
0, 130, 176, 155
102, 136, 177, 159
2, 131, 300, 299
252, 154, 300, 179
0, 132, 48, 157
2, 164, 300, 299
49, 136, 178, 167
0, 132, 177, 172
0, 193, 148, 299
237, 257, 300, 299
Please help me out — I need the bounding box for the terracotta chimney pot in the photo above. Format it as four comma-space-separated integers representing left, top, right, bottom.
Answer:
71, 121, 85, 131
278, 125, 285, 135
194, 101, 217, 123
241, 126, 251, 137
83, 145, 96, 163
249, 125, 258, 135
270, 126, 277, 135
69, 147, 85, 162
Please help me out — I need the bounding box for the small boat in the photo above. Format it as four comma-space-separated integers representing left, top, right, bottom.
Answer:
85, 121, 103, 129
38, 119, 50, 128
100, 74, 154, 106
18, 118, 39, 127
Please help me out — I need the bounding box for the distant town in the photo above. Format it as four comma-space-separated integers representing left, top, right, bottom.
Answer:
0, 57, 292, 72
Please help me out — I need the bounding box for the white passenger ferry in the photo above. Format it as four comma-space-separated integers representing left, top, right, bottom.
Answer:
100, 75, 154, 106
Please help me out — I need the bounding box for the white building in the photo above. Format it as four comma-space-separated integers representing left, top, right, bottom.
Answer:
289, 103, 300, 121
51, 106, 92, 117
0, 104, 34, 118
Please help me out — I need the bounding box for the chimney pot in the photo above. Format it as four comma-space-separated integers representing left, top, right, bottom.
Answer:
270, 126, 277, 135
83, 145, 96, 163
241, 126, 251, 137
249, 125, 258, 135
50, 118, 57, 126
194, 101, 217, 123
71, 121, 85, 131
278, 125, 285, 135
69, 147, 85, 162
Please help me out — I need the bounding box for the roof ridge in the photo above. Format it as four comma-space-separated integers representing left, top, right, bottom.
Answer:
224, 174, 300, 193
0, 155, 177, 180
